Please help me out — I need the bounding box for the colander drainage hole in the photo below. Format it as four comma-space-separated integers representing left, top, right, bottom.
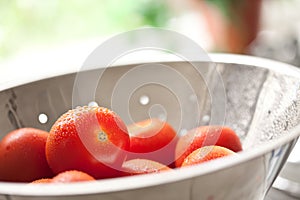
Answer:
38, 113, 48, 124
139, 95, 150, 105
202, 115, 210, 123
88, 101, 99, 107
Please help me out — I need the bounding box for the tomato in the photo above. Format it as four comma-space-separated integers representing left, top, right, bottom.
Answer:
181, 146, 236, 167
46, 106, 130, 179
0, 128, 53, 182
52, 170, 95, 183
30, 170, 95, 184
175, 126, 242, 167
122, 159, 172, 176
30, 178, 52, 184
127, 118, 178, 167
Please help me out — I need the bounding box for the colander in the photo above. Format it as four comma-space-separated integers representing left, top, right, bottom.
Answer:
0, 54, 299, 200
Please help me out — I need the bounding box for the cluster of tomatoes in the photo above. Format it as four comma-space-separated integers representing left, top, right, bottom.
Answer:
0, 106, 242, 183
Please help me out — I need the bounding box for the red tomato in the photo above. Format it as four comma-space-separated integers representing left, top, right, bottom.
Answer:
127, 118, 178, 167
46, 106, 130, 179
122, 159, 172, 176
181, 146, 235, 167
52, 170, 95, 183
30, 178, 52, 184
175, 126, 242, 167
0, 128, 53, 182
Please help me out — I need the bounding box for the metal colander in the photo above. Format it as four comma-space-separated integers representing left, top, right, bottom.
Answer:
0, 54, 299, 200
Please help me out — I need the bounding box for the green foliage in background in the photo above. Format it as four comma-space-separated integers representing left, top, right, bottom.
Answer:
0, 0, 172, 60
206, 0, 242, 20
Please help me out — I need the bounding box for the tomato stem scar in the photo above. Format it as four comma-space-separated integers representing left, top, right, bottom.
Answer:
98, 131, 107, 142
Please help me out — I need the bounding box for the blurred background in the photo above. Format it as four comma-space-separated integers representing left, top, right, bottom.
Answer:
1, 0, 300, 69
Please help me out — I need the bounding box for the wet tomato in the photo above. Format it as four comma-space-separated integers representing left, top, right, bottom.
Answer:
46, 106, 130, 179
175, 126, 242, 167
0, 128, 53, 182
122, 159, 172, 176
127, 118, 178, 167
181, 146, 236, 167
52, 170, 95, 183
30, 178, 52, 184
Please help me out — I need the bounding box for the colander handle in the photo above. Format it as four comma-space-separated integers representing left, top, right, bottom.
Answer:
272, 139, 300, 198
